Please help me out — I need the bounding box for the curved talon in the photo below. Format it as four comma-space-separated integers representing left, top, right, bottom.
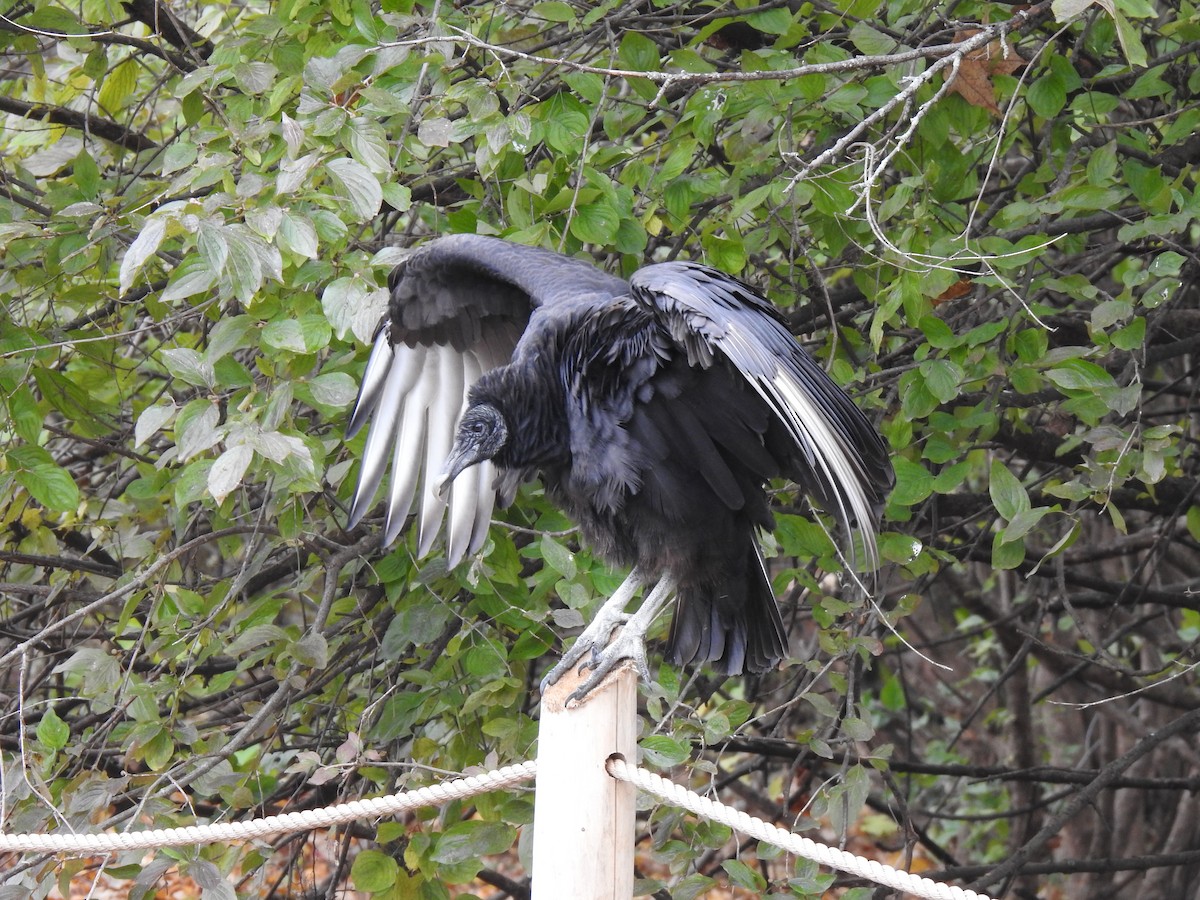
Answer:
540, 573, 676, 703
541, 612, 631, 693
567, 627, 654, 703
541, 571, 646, 694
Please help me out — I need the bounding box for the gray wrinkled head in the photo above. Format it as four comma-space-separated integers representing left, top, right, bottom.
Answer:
436, 403, 509, 498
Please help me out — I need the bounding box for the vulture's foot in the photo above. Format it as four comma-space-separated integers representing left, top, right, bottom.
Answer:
541, 574, 676, 704
568, 626, 654, 702
540, 594, 634, 695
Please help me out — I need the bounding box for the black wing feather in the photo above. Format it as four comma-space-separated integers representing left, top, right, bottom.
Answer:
629, 261, 894, 572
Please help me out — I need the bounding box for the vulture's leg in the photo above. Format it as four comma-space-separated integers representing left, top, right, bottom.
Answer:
562, 575, 678, 704
541, 567, 646, 693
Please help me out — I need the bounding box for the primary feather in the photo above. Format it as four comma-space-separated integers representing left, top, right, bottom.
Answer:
345, 234, 893, 683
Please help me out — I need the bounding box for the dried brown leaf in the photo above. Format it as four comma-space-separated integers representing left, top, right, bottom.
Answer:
946, 30, 1027, 116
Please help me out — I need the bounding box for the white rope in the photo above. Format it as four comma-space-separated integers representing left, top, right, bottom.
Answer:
607, 756, 993, 900
0, 761, 537, 854
1, 754, 992, 899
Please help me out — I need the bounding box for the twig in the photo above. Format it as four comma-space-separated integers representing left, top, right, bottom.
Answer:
968, 708, 1200, 891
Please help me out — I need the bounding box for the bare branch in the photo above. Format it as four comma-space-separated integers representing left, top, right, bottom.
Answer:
0, 95, 158, 152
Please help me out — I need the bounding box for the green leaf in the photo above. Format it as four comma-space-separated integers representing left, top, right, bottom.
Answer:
1027, 73, 1067, 118
351, 850, 399, 892
533, 1, 577, 22
1186, 506, 1200, 543
880, 672, 905, 711
37, 708, 70, 751
221, 238, 263, 305
1052, 0, 1095, 19
701, 235, 746, 273
1029, 518, 1081, 575
1046, 359, 1115, 392
371, 691, 426, 741
1003, 506, 1050, 542
162, 139, 198, 176
27, 5, 83, 32
842, 716, 874, 740
291, 631, 329, 668
569, 199, 620, 245
205, 315, 257, 363
918, 315, 959, 349
119, 216, 167, 295
919, 359, 962, 403
142, 728, 174, 771
162, 254, 217, 303
775, 514, 835, 557
73, 149, 100, 199
14, 461, 80, 512
992, 532, 1026, 569
234, 60, 277, 94
747, 6, 795, 33
160, 347, 216, 389
208, 444, 253, 504
889, 458, 934, 506
848, 22, 895, 54
416, 116, 454, 148
381, 182, 411, 213
828, 764, 871, 836
1009, 336, 1053, 375
305, 372, 358, 407
430, 821, 515, 865
387, 595, 454, 649
346, 118, 391, 175
1111, 7, 1148, 67
8, 384, 42, 444
135, 401, 177, 448
98, 58, 138, 115
539, 534, 577, 579
619, 31, 659, 71
278, 213, 319, 258
326, 157, 382, 221
989, 460, 1030, 522
722, 859, 766, 891
672, 874, 717, 900
323, 277, 388, 343
879, 532, 922, 564
263, 319, 310, 353
222, 225, 281, 304
640, 734, 691, 768
174, 399, 221, 461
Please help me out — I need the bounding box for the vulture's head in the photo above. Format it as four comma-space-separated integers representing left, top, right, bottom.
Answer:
437, 403, 509, 497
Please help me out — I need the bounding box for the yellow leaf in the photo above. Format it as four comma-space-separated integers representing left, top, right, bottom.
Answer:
97, 58, 138, 116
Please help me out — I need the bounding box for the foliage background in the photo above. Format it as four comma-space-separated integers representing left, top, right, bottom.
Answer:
2, 0, 1199, 896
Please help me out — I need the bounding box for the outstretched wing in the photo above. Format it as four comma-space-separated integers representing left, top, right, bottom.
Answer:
629, 261, 893, 571
345, 234, 625, 565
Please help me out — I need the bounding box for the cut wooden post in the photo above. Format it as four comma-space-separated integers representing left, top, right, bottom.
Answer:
530, 661, 638, 900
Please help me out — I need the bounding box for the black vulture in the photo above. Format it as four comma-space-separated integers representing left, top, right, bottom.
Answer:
345, 235, 893, 698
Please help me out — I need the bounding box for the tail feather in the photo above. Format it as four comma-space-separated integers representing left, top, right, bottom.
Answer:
665, 543, 786, 675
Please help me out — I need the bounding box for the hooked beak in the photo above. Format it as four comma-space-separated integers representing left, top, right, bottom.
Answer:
435, 445, 478, 499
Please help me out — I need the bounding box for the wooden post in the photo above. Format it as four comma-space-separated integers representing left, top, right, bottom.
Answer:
530, 661, 638, 900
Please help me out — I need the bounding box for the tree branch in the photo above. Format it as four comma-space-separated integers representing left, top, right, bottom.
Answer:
0, 95, 158, 152
383, 4, 1050, 91
121, 0, 212, 59
969, 707, 1200, 892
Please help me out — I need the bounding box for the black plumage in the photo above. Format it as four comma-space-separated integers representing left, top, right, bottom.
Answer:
345, 234, 893, 696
